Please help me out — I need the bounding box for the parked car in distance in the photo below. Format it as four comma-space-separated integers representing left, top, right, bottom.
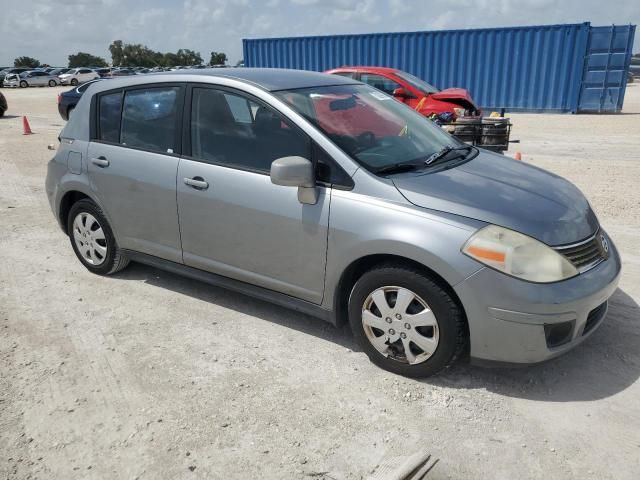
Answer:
326, 66, 481, 119
0, 91, 7, 117
57, 79, 101, 120
3, 70, 59, 88
104, 68, 136, 78
49, 68, 71, 77
0, 67, 30, 86
58, 68, 100, 86
46, 69, 620, 378
95, 68, 112, 78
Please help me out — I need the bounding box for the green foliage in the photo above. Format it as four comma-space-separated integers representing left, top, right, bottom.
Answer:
108, 40, 204, 67
68, 52, 108, 68
14, 56, 40, 68
209, 51, 228, 66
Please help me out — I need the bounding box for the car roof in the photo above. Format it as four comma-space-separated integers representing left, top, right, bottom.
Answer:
92, 68, 360, 92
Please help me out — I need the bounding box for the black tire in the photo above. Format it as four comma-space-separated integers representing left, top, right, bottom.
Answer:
20, 81, 28, 88
67, 199, 129, 275
48, 80, 56, 87
70, 78, 78, 86
348, 264, 466, 378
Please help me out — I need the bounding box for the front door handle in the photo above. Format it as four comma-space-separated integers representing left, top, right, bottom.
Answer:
91, 156, 110, 168
184, 176, 209, 190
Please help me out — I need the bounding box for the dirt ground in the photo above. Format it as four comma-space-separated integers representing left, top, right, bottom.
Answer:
1, 83, 639, 480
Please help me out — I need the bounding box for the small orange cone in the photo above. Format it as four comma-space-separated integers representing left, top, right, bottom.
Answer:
514, 151, 522, 161
22, 116, 33, 135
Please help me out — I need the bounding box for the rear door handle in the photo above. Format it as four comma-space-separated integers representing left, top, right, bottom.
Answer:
184, 177, 209, 190
91, 157, 110, 168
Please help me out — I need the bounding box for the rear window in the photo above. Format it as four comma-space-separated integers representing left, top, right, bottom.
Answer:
120, 87, 180, 153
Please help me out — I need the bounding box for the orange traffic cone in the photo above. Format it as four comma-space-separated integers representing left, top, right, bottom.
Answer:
22, 116, 33, 135
514, 151, 522, 161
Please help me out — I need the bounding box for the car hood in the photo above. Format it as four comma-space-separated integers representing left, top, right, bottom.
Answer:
392, 151, 599, 246
430, 88, 476, 104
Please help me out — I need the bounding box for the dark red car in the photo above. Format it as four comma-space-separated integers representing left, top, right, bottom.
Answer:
325, 66, 480, 120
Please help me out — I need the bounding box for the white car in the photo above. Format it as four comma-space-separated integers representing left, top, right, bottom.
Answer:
58, 68, 99, 86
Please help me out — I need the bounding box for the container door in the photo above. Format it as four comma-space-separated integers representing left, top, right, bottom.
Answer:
578, 25, 636, 112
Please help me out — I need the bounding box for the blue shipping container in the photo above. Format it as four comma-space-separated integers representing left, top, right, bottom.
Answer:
243, 23, 636, 113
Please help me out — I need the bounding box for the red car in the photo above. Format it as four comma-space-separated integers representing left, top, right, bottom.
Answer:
325, 66, 480, 120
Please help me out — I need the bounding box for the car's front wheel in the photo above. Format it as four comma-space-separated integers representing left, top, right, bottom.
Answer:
67, 199, 129, 275
48, 80, 56, 87
348, 264, 467, 378
70, 78, 78, 86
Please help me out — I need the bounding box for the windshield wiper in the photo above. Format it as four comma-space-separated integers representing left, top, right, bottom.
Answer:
375, 162, 421, 175
424, 145, 475, 165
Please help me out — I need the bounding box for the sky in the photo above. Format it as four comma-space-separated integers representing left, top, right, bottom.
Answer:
1, 0, 638, 67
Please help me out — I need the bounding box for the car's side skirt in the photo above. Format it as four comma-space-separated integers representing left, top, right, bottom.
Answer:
122, 250, 336, 324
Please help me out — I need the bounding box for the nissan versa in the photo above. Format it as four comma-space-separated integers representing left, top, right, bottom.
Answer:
45, 69, 621, 377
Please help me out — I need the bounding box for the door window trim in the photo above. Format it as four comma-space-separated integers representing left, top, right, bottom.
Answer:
90, 82, 186, 157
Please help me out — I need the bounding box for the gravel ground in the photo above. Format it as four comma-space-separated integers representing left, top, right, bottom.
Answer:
0, 84, 639, 480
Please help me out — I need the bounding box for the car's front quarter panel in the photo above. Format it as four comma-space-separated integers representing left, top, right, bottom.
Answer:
454, 230, 621, 364
323, 169, 485, 311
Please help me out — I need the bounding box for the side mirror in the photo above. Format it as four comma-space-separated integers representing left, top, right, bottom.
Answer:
392, 87, 408, 98
270, 156, 318, 205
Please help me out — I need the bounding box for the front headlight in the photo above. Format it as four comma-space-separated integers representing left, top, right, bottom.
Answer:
462, 225, 578, 283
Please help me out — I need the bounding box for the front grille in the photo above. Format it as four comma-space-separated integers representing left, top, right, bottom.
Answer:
583, 301, 607, 335
554, 230, 609, 272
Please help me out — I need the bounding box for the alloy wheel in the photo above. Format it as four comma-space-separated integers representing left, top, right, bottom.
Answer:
362, 286, 439, 365
72, 212, 108, 266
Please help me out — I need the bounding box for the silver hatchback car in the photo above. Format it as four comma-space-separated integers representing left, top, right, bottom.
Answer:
4, 70, 59, 88
45, 69, 621, 377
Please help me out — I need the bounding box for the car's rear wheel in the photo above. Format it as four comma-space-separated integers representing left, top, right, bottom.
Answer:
70, 78, 78, 86
348, 264, 466, 378
48, 80, 56, 87
67, 199, 129, 275
19, 81, 28, 88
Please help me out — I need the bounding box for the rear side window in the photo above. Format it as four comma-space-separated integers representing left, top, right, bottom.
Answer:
98, 91, 123, 143
120, 87, 180, 153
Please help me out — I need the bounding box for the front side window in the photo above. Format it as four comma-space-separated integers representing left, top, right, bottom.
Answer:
98, 91, 122, 143
359, 73, 402, 96
276, 84, 458, 173
120, 87, 180, 153
190, 88, 309, 172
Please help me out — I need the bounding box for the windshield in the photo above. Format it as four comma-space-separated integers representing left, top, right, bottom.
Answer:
395, 72, 439, 94
276, 84, 459, 172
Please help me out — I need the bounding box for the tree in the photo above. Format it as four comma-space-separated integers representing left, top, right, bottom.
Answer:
108, 40, 203, 67
209, 51, 227, 66
109, 40, 124, 66
14, 56, 40, 68
68, 52, 108, 68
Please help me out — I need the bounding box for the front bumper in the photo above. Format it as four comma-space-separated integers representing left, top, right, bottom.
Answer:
454, 231, 621, 364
